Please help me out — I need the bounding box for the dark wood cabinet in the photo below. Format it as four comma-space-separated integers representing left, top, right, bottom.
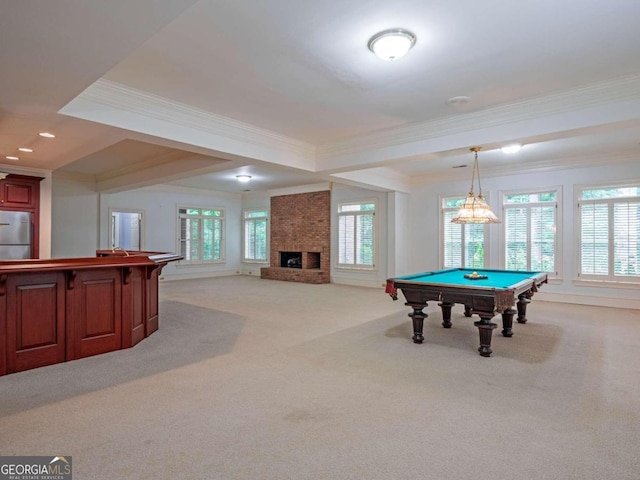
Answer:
0, 174, 43, 258
5, 272, 66, 373
66, 268, 123, 360
1, 177, 39, 209
0, 253, 181, 376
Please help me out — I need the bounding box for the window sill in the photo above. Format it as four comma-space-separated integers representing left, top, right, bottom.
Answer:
176, 261, 226, 268
573, 279, 640, 289
335, 265, 377, 273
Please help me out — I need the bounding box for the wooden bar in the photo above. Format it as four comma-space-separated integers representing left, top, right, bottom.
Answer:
0, 252, 181, 376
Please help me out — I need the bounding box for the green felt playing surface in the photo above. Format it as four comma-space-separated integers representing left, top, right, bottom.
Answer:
394, 268, 541, 289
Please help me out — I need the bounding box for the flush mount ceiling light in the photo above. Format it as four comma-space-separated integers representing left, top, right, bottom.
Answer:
236, 175, 252, 183
5, 156, 19, 161
368, 28, 416, 61
501, 144, 522, 154
39, 132, 56, 138
18, 147, 33, 153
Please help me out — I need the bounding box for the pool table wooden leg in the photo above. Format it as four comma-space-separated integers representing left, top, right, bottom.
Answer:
501, 307, 516, 337
407, 304, 427, 343
438, 302, 454, 328
474, 315, 497, 357
517, 294, 531, 323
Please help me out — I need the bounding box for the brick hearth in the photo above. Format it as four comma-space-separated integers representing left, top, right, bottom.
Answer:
261, 190, 330, 284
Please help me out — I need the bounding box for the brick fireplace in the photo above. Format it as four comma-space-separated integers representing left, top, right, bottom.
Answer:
260, 190, 330, 284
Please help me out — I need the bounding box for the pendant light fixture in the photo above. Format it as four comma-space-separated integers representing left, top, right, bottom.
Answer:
451, 147, 500, 224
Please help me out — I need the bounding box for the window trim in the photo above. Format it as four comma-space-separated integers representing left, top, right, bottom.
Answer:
498, 186, 562, 279
176, 205, 226, 265
575, 180, 640, 284
336, 199, 377, 271
242, 208, 269, 264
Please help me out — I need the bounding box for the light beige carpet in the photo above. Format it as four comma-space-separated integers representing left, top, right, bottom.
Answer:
1, 275, 639, 479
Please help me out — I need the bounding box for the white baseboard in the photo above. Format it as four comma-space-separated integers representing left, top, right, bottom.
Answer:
242, 267, 264, 276
331, 277, 386, 289
536, 292, 640, 310
159, 270, 240, 282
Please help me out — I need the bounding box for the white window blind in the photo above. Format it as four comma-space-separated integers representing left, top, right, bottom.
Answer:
530, 206, 556, 272
578, 185, 640, 281
443, 210, 462, 267
505, 207, 528, 270
580, 203, 609, 275
243, 210, 268, 262
338, 202, 375, 268
442, 197, 486, 268
503, 191, 557, 273
614, 202, 640, 276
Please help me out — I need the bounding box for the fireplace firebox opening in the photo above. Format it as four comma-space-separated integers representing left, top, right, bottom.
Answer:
280, 251, 302, 268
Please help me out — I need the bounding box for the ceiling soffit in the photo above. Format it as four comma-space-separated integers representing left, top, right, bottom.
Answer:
60, 73, 640, 178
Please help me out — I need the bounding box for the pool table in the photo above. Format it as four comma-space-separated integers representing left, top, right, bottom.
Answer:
386, 268, 548, 357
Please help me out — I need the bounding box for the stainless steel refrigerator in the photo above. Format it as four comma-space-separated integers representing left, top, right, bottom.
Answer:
0, 211, 32, 259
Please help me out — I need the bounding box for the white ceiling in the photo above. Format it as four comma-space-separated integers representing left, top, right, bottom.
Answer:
2, 0, 640, 194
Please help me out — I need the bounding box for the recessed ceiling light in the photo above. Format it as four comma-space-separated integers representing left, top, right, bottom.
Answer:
446, 96, 471, 106
501, 144, 522, 154
368, 29, 416, 61
236, 175, 252, 183
18, 147, 33, 153
5, 156, 19, 161
39, 132, 56, 138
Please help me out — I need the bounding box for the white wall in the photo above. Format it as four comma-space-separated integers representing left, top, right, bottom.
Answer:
51, 178, 99, 257
50, 160, 640, 308
387, 191, 410, 278
98, 186, 243, 280
409, 160, 640, 308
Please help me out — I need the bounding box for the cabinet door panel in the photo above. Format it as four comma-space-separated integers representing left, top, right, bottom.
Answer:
67, 269, 122, 360
6, 273, 65, 373
2, 182, 35, 208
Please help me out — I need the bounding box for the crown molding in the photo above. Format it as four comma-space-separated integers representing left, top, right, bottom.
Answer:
1, 163, 53, 179
69, 79, 317, 165
411, 151, 640, 184
317, 73, 640, 160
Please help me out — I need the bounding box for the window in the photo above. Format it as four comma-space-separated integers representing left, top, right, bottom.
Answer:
502, 190, 559, 274
337, 201, 375, 269
578, 185, 640, 282
178, 207, 225, 263
441, 196, 486, 268
243, 209, 268, 263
